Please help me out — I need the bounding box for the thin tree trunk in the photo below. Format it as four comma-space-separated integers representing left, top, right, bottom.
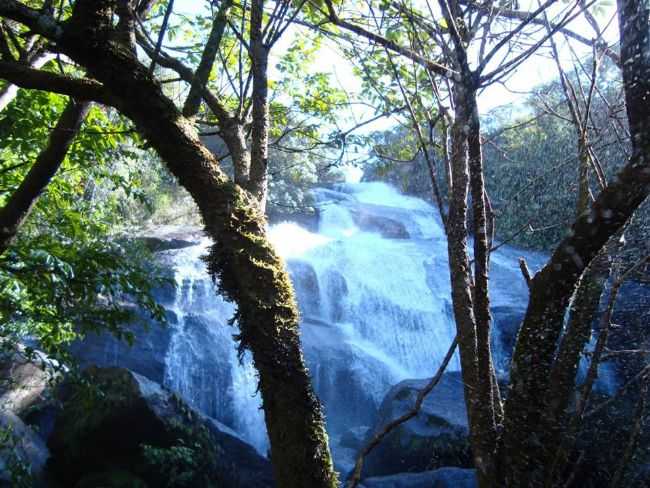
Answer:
499, 0, 650, 482
44, 3, 338, 486
247, 0, 270, 209
464, 82, 500, 487
0, 98, 89, 254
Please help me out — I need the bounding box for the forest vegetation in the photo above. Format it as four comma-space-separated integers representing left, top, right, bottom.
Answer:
0, 0, 648, 487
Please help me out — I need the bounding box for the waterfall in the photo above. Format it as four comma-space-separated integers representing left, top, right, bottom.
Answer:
160, 239, 268, 454
158, 182, 545, 459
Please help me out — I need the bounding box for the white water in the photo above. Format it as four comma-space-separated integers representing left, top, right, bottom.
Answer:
159, 182, 543, 457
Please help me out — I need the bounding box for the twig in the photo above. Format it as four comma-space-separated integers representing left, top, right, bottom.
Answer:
519, 257, 533, 288
346, 337, 458, 488
149, 0, 175, 76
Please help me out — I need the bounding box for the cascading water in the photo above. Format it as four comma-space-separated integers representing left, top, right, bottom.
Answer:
160, 240, 268, 454
158, 182, 546, 463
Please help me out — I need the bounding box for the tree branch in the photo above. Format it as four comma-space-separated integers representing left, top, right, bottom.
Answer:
322, 0, 455, 78
0, 61, 110, 103
0, 98, 90, 254
346, 337, 458, 488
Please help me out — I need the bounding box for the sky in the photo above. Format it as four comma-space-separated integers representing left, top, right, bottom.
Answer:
169, 0, 620, 180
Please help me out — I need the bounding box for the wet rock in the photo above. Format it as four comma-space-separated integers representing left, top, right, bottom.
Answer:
302, 319, 390, 433
0, 343, 58, 416
46, 367, 274, 488
340, 425, 371, 451
361, 372, 471, 478
321, 270, 348, 322
352, 210, 410, 239
288, 260, 321, 317
358, 467, 476, 488
137, 226, 204, 253
491, 305, 526, 374
68, 308, 175, 385
0, 411, 49, 487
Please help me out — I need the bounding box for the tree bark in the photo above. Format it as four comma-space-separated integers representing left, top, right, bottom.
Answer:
182, 0, 233, 118
541, 250, 612, 484
500, 0, 650, 482
19, 2, 336, 486
0, 98, 90, 254
247, 0, 270, 209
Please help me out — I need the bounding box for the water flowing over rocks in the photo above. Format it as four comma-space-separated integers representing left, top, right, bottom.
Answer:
45, 367, 274, 488
360, 372, 471, 478
69, 182, 547, 481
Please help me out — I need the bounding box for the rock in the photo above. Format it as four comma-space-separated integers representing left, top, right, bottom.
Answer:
358, 467, 476, 488
68, 308, 175, 385
46, 367, 274, 488
287, 260, 321, 317
0, 411, 49, 487
139, 236, 198, 253
351, 210, 410, 239
491, 305, 525, 374
302, 319, 392, 433
267, 206, 319, 232
136, 226, 204, 253
340, 425, 371, 451
361, 372, 471, 478
0, 343, 58, 416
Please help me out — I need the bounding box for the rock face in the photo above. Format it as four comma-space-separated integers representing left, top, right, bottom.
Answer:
361, 372, 471, 478
0, 344, 57, 416
46, 367, 274, 488
0, 411, 49, 487
358, 467, 476, 488
350, 209, 410, 239
68, 308, 175, 385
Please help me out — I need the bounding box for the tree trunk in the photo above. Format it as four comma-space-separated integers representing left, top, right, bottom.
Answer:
541, 250, 612, 484
499, 0, 650, 482
446, 80, 499, 487
0, 98, 89, 254
247, 0, 270, 210
52, 3, 337, 486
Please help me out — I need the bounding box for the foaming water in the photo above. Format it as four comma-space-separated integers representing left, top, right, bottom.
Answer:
161, 238, 268, 453
159, 182, 548, 462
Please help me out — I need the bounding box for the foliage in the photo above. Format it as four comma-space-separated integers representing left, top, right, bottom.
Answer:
362, 56, 644, 252
0, 87, 169, 361
0, 423, 33, 488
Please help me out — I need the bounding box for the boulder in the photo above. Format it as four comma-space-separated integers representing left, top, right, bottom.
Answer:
358, 467, 476, 488
361, 372, 471, 478
46, 367, 274, 488
491, 305, 526, 374
68, 308, 175, 385
302, 319, 392, 433
351, 210, 410, 239
0, 343, 58, 416
136, 226, 204, 253
340, 425, 371, 451
287, 260, 321, 317
0, 411, 49, 487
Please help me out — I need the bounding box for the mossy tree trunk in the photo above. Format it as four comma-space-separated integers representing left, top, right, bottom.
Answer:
0, 98, 90, 254
0, 1, 338, 486
499, 0, 650, 483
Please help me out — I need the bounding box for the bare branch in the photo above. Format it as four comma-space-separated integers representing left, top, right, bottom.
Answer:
346, 337, 458, 488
